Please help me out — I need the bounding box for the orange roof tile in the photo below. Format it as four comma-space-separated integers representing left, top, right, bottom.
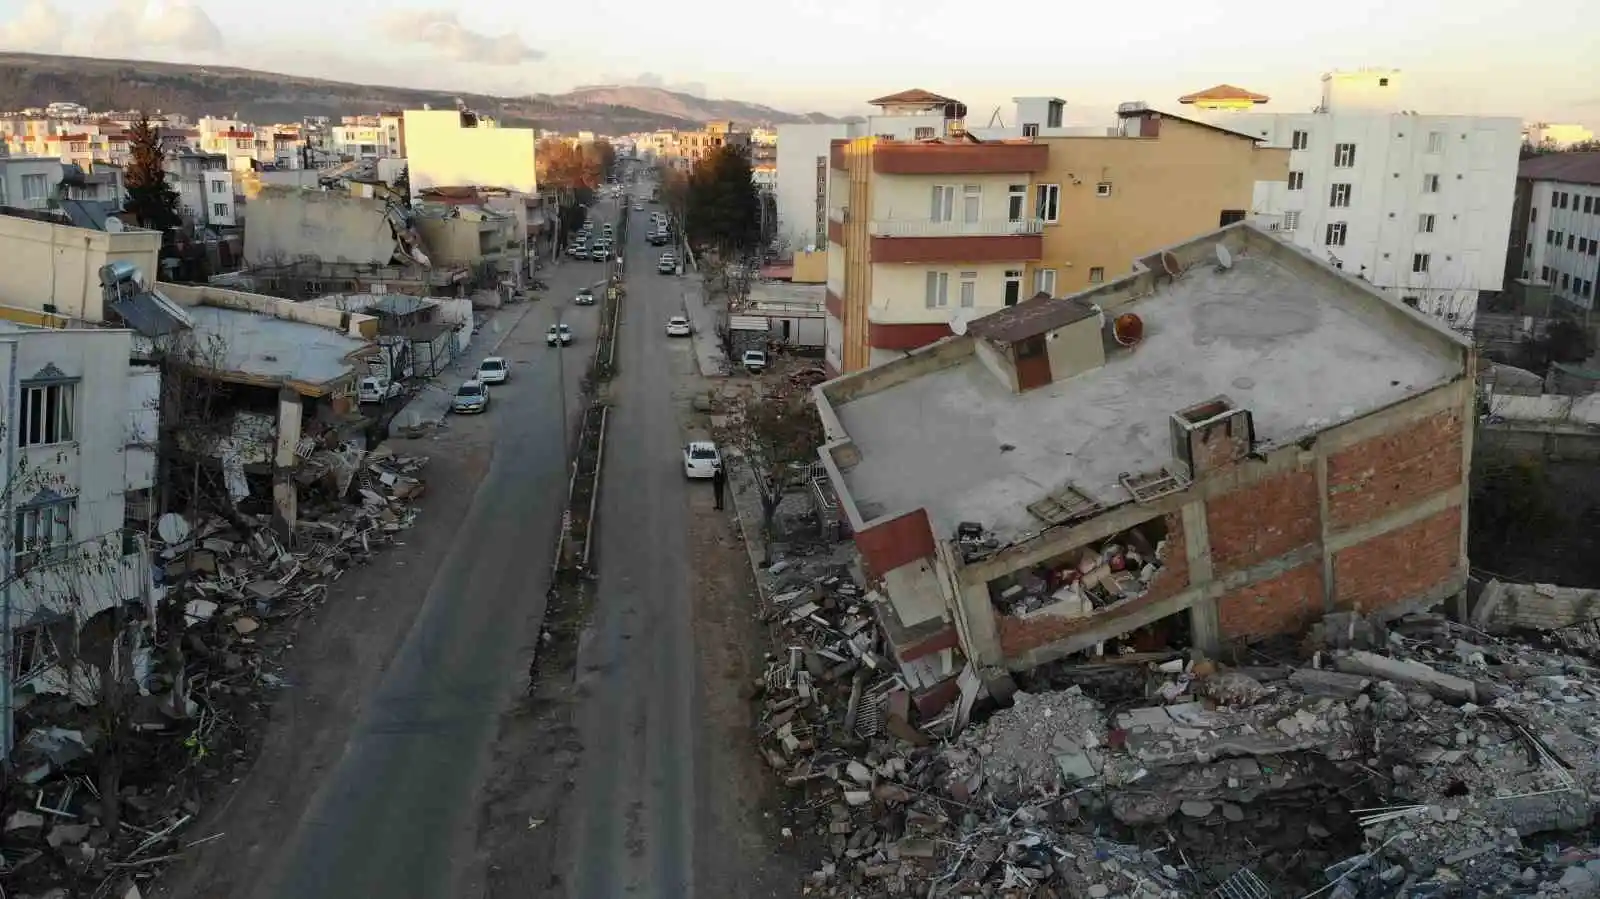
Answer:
868, 88, 958, 107
1178, 84, 1270, 105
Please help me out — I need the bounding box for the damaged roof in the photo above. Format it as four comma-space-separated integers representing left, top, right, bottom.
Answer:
967, 294, 1098, 343
186, 305, 373, 394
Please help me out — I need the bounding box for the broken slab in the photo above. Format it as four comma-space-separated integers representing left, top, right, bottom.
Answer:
1289, 667, 1371, 699
1332, 650, 1476, 703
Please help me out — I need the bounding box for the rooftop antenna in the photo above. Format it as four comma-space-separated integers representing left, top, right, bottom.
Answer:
986, 107, 1005, 129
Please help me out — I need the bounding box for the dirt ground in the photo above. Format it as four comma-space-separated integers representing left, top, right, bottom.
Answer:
153, 418, 495, 899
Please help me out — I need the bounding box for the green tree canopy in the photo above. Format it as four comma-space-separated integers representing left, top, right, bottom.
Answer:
685, 145, 760, 254
122, 114, 180, 232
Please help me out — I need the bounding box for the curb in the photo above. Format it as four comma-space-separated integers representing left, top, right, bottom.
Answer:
419, 303, 539, 428
724, 456, 773, 603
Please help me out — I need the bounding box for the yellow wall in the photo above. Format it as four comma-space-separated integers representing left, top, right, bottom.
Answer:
0, 214, 161, 322
870, 263, 1018, 323
1027, 119, 1289, 295
793, 249, 828, 283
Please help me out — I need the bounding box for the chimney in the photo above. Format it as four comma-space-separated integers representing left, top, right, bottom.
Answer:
1169, 396, 1254, 478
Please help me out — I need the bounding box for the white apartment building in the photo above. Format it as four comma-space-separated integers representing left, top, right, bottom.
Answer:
1201, 70, 1522, 330
0, 322, 157, 749
331, 114, 403, 159
775, 123, 852, 252
0, 155, 61, 209
167, 150, 237, 228
1514, 154, 1600, 310
402, 108, 537, 201
197, 117, 268, 171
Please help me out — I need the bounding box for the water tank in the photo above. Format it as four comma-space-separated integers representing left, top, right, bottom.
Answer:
99, 260, 141, 288
1112, 313, 1145, 347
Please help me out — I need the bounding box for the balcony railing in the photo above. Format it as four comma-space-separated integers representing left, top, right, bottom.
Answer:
870, 218, 1045, 238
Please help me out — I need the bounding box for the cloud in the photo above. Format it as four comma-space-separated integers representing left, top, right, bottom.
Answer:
378, 10, 543, 66
0, 0, 222, 55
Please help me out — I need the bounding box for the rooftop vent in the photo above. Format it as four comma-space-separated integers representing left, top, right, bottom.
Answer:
1169, 396, 1255, 478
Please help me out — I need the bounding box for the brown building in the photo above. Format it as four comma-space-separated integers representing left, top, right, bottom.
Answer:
813, 223, 1473, 709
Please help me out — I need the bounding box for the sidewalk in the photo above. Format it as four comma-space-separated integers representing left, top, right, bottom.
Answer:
391, 301, 537, 430
679, 273, 728, 378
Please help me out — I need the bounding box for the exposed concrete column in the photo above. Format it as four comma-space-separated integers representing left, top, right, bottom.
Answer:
1314, 450, 1336, 612
271, 387, 302, 536
1180, 501, 1220, 655
956, 580, 1003, 667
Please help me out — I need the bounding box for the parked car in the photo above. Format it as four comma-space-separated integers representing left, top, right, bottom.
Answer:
357, 375, 402, 404
590, 246, 609, 261
658, 253, 676, 274
476, 356, 509, 384
741, 349, 768, 373
575, 288, 595, 306
682, 441, 722, 479
666, 315, 691, 337
451, 380, 490, 414
632, 204, 643, 211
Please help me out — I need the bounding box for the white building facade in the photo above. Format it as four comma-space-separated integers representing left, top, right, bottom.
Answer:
402, 108, 537, 201
166, 150, 237, 228
775, 123, 852, 253
1208, 71, 1522, 330
1517, 158, 1600, 310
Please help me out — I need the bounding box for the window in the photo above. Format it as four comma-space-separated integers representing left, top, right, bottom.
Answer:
1291, 130, 1309, 150
1089, 267, 1105, 284
958, 271, 977, 307
1412, 253, 1431, 274
1015, 335, 1046, 359
1562, 273, 1570, 289
930, 185, 955, 222
1325, 222, 1347, 246
1426, 131, 1443, 153
20, 173, 46, 201
1035, 184, 1060, 223
1283, 210, 1301, 231
1033, 268, 1056, 296
1402, 296, 1420, 309
1378, 77, 1390, 87
1569, 234, 1577, 250
1532, 207, 1538, 223
913, 127, 936, 140
1422, 174, 1441, 193
962, 184, 981, 223
924, 271, 949, 308
1096, 182, 1113, 197
1287, 171, 1304, 191
1003, 270, 1022, 306
1590, 240, 1598, 257
1007, 184, 1026, 222
14, 502, 73, 573
1548, 228, 1557, 245
235, 139, 252, 150
19, 382, 74, 446
1542, 265, 1551, 281
1021, 123, 1039, 138
1586, 197, 1595, 214
212, 203, 228, 217
210, 180, 227, 194
1559, 192, 1569, 209
1219, 210, 1247, 226
1418, 213, 1435, 234
1329, 183, 1352, 207
1333, 143, 1357, 167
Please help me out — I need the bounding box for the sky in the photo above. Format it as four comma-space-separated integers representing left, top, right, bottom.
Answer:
0, 0, 1597, 126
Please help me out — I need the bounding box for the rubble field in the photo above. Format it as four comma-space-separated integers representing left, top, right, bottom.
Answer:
3, 447, 429, 899
750, 551, 1600, 899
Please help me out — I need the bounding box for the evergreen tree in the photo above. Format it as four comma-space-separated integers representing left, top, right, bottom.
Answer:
122, 114, 180, 231
685, 144, 760, 254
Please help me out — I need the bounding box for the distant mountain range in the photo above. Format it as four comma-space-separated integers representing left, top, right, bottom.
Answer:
0, 53, 837, 134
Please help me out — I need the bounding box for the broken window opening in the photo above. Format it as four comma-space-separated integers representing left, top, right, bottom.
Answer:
988, 517, 1173, 620
1178, 397, 1233, 424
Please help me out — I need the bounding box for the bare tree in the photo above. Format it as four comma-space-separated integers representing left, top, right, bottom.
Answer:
726, 393, 825, 563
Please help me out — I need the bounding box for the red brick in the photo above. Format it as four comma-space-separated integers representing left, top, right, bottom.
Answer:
1205, 469, 1319, 576
1327, 412, 1464, 530
1218, 562, 1324, 640
1333, 506, 1462, 612
854, 508, 935, 578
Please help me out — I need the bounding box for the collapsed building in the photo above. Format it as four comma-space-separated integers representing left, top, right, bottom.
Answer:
812, 222, 1475, 714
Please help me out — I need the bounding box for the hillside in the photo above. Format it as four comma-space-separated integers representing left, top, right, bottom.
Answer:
0, 52, 698, 133
558, 84, 839, 126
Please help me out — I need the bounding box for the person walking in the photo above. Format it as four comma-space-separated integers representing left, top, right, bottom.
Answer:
712, 465, 727, 511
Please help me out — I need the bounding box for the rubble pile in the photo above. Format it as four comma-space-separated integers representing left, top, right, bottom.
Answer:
2, 449, 429, 898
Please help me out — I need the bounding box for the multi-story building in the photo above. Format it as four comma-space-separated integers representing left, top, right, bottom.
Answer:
166, 148, 236, 228
0, 157, 125, 212
775, 123, 852, 252
824, 90, 1288, 374
1195, 70, 1523, 330
1507, 153, 1600, 311
331, 114, 404, 159
402, 107, 537, 201
197, 117, 269, 171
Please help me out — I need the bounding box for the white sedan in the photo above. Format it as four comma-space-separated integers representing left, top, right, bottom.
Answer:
477, 356, 509, 384
666, 315, 691, 337
683, 441, 722, 479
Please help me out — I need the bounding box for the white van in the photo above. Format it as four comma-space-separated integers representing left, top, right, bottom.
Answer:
358, 376, 401, 404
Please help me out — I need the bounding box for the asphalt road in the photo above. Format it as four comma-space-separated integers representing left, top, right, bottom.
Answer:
562, 198, 703, 896
258, 199, 619, 899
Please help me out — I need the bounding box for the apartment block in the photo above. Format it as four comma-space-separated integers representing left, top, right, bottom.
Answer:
813, 224, 1473, 697
1197, 70, 1523, 331
402, 108, 537, 202
824, 90, 1286, 374
1508, 153, 1600, 311
166, 149, 237, 228
776, 123, 852, 253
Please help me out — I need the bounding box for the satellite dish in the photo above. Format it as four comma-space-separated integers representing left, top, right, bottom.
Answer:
1215, 244, 1233, 269
104, 217, 124, 233
1161, 252, 1182, 278
1112, 313, 1145, 347
156, 513, 192, 545
949, 309, 972, 336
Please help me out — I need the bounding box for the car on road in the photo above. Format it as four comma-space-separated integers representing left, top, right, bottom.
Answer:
357, 375, 402, 404
658, 253, 676, 274
632, 203, 643, 211
476, 356, 509, 384
575, 288, 595, 306
451, 380, 490, 414
665, 315, 691, 337
682, 441, 722, 479
589, 246, 609, 261
741, 349, 768, 373
546, 323, 573, 346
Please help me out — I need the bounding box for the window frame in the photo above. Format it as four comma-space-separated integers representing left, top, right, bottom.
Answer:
1333, 143, 1357, 167
1412, 253, 1431, 274
1325, 222, 1347, 247
18, 380, 76, 447
1035, 184, 1060, 224
1329, 183, 1352, 207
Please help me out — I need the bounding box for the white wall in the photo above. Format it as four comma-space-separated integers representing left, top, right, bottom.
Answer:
1239, 111, 1521, 328
1522, 180, 1600, 310
0, 158, 63, 210
776, 123, 850, 253
870, 262, 1018, 324
203, 170, 236, 227
403, 109, 537, 200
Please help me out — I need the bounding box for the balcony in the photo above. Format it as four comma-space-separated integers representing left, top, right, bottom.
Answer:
872, 142, 1049, 176
869, 218, 1044, 264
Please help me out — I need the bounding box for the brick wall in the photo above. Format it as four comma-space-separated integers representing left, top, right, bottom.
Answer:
1332, 506, 1462, 612
996, 512, 1187, 659
1206, 469, 1319, 576
1218, 562, 1324, 640
1326, 411, 1464, 530
1475, 581, 1600, 631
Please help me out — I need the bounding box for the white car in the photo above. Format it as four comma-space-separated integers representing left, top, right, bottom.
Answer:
451, 380, 490, 414
741, 349, 768, 373
477, 356, 509, 384
683, 441, 722, 479
666, 315, 691, 337
357, 375, 401, 404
